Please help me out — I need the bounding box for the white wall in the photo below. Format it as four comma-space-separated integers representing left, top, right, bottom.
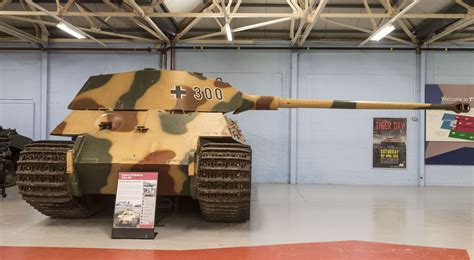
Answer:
0, 48, 472, 186
0, 52, 42, 139
424, 51, 474, 186
297, 51, 421, 185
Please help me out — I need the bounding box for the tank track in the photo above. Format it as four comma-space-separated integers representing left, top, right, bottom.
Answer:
197, 142, 251, 222
0, 133, 15, 187
16, 141, 97, 218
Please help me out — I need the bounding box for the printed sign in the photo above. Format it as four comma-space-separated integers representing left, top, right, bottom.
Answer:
111, 172, 158, 239
425, 84, 474, 165
427, 112, 474, 142
373, 118, 407, 168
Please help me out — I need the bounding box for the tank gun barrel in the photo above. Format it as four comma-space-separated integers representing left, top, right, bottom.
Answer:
235, 94, 471, 114
64, 69, 470, 114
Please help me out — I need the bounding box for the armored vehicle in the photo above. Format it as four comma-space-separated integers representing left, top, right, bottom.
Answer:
115, 209, 139, 227
0, 127, 32, 190
16, 69, 470, 222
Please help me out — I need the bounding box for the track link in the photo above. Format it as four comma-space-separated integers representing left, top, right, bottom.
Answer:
0, 133, 15, 187
16, 141, 97, 218
197, 142, 251, 222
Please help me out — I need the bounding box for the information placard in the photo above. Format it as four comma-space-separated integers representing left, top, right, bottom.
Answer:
111, 172, 158, 239
425, 84, 474, 165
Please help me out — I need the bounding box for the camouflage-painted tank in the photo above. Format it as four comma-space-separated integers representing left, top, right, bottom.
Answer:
0, 127, 32, 191
15, 69, 471, 222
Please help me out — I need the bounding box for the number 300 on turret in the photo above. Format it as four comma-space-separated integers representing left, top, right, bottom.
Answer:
193, 87, 224, 101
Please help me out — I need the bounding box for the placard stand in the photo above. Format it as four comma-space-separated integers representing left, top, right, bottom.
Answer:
111, 172, 158, 239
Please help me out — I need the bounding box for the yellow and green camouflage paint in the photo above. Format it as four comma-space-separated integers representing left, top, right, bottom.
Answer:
52, 69, 471, 197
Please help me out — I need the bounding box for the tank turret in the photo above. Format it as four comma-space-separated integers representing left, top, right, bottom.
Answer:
15, 69, 470, 223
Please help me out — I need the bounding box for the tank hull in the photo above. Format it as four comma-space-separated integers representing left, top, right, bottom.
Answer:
51, 110, 244, 197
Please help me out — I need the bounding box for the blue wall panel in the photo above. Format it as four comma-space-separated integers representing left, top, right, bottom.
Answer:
0, 53, 42, 139
297, 51, 420, 185
0, 48, 472, 186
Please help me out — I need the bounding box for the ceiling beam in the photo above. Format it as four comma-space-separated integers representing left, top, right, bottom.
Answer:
18, 0, 40, 39
73, 1, 114, 32
294, 0, 328, 47
74, 2, 97, 29
176, 3, 215, 40
103, 0, 164, 42
23, 1, 49, 40
0, 0, 11, 9
0, 21, 44, 45
228, 0, 241, 24
218, 0, 230, 25
455, 0, 472, 10
7, 0, 385, 9
59, 0, 74, 14
292, 0, 319, 46
1, 0, 474, 47
424, 1, 474, 44
182, 17, 290, 42
363, 0, 378, 31
425, 18, 474, 44
379, 0, 417, 43
158, 2, 179, 33
438, 36, 474, 43
25, 0, 107, 46
212, 8, 224, 28
238, 2, 384, 9
1, 15, 156, 41
124, 0, 169, 43
5, 25, 412, 35
0, 36, 157, 43
288, 0, 300, 40
178, 1, 209, 28
323, 18, 413, 46
358, 0, 419, 47
415, 0, 474, 42
1, 10, 473, 19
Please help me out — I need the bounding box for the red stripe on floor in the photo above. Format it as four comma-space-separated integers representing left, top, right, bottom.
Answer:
0, 241, 469, 260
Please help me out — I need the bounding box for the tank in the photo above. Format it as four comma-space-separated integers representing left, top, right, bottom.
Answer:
15, 69, 471, 222
0, 127, 32, 189
115, 208, 139, 227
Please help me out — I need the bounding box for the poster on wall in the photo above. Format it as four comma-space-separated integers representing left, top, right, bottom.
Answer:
425, 84, 474, 165
111, 172, 158, 239
373, 118, 407, 168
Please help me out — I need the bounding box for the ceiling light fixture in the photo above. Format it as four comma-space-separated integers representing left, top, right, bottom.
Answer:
370, 24, 395, 41
225, 23, 233, 41
56, 22, 86, 39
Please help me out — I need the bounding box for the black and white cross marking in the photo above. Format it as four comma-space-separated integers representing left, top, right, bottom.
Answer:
170, 86, 187, 99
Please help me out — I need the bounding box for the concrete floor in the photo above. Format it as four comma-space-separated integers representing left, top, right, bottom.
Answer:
0, 184, 472, 256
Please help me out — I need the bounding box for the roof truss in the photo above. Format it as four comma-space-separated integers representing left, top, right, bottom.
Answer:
0, 0, 472, 47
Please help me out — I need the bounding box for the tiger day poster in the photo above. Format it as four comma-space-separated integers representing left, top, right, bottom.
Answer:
373, 118, 407, 169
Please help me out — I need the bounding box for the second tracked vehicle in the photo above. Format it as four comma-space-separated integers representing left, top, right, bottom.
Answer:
0, 127, 32, 189
16, 69, 470, 222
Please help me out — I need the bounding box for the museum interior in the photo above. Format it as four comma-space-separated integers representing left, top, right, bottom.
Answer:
0, 0, 473, 259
